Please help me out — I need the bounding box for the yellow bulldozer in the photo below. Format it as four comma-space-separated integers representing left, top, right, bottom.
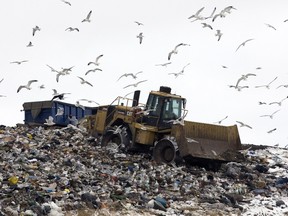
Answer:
84, 86, 243, 164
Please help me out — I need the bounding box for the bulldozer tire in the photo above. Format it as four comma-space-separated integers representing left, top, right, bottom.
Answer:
101, 126, 132, 152
153, 139, 176, 164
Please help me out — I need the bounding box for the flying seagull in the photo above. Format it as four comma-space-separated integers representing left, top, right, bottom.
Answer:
26, 41, 33, 47
75, 101, 85, 110
88, 54, 103, 66
215, 30, 223, 41
260, 109, 280, 119
117, 71, 143, 81
155, 62, 171, 67
17, 80, 38, 93
255, 77, 277, 89
123, 80, 147, 89
32, 26, 40, 36
44, 116, 56, 126
214, 116, 228, 124
267, 128, 277, 134
82, 10, 92, 22
168, 43, 190, 60
136, 32, 144, 44
77, 76, 93, 87
276, 84, 288, 89
78, 99, 100, 105
55, 107, 64, 116
201, 23, 213, 30
65, 27, 79, 32
85, 68, 102, 75
236, 39, 254, 52
269, 96, 288, 106
236, 121, 252, 129
265, 23, 276, 30
235, 73, 256, 87
51, 92, 70, 101
61, 0, 71, 6
10, 60, 28, 65
188, 7, 205, 20
135, 21, 144, 26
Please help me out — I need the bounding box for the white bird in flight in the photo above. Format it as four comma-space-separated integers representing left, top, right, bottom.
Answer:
236, 38, 254, 52
215, 30, 223, 41
255, 77, 277, 89
32, 25, 40, 36
78, 99, 100, 105
265, 23, 276, 30
123, 80, 147, 89
260, 109, 280, 119
27, 41, 33, 47
135, 21, 144, 26
17, 80, 38, 93
65, 27, 79, 32
44, 116, 56, 126
269, 96, 288, 106
236, 121, 252, 129
77, 76, 93, 87
82, 10, 92, 22
214, 116, 228, 124
168, 43, 190, 60
117, 71, 143, 81
10, 60, 28, 65
55, 107, 64, 116
61, 0, 71, 6
85, 68, 102, 75
136, 32, 144, 44
88, 54, 103, 66
155, 62, 171, 67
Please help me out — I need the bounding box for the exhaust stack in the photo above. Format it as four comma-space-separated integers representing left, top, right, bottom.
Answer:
132, 90, 140, 107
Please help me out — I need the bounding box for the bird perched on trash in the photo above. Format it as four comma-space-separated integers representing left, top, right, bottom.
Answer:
136, 32, 144, 44
88, 54, 103, 66
82, 10, 92, 22
75, 101, 85, 110
17, 80, 38, 93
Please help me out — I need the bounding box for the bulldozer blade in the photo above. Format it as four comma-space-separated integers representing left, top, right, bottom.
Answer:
171, 121, 242, 162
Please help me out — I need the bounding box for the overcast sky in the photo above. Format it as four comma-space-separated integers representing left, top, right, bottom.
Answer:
1, 0, 288, 147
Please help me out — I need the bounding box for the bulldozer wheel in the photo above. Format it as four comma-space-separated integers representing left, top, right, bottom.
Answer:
153, 139, 176, 164
101, 126, 132, 152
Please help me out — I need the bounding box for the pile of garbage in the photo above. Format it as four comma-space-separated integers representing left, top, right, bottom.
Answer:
0, 124, 287, 216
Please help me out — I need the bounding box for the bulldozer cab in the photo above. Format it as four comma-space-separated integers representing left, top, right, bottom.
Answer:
140, 87, 186, 129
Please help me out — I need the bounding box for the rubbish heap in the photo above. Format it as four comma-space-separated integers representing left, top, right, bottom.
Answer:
0, 124, 287, 216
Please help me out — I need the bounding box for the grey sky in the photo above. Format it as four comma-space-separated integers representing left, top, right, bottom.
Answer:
1, 0, 288, 147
